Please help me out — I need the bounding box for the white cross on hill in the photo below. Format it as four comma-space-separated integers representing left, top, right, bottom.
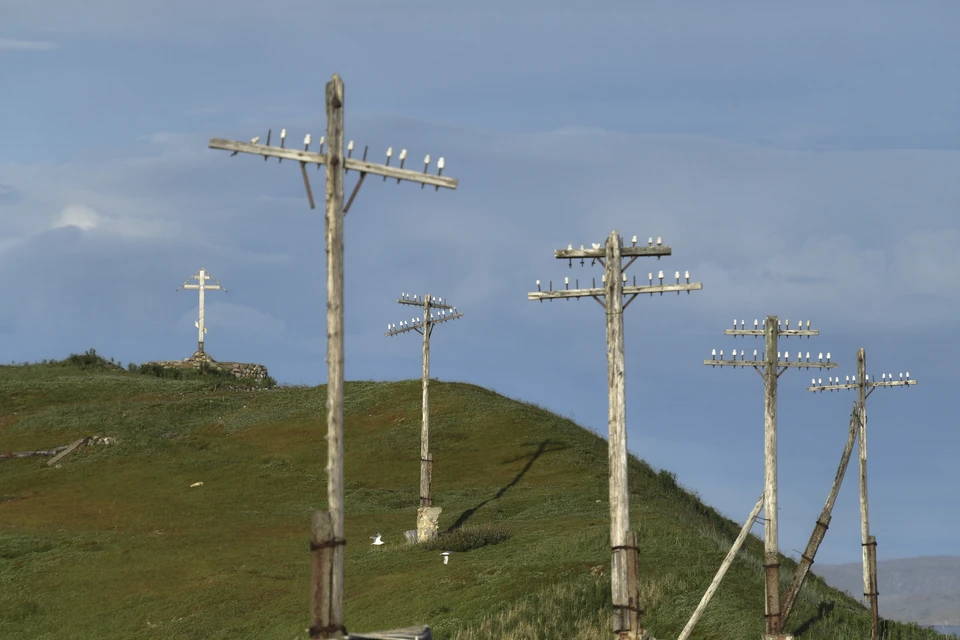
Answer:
176, 268, 227, 354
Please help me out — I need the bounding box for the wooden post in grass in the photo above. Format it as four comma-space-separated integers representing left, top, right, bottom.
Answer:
310, 511, 338, 638
385, 293, 465, 527
46, 437, 90, 466
624, 530, 642, 638
528, 231, 702, 638
703, 317, 838, 636
678, 493, 764, 640
805, 349, 917, 640
207, 73, 459, 639
780, 401, 859, 628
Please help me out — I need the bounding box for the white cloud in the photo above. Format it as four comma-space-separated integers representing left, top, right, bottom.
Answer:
54, 204, 102, 231
50, 204, 179, 238
0, 37, 58, 51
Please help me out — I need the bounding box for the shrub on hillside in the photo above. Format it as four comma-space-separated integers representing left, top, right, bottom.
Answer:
420, 524, 511, 553
59, 348, 122, 371
133, 362, 276, 389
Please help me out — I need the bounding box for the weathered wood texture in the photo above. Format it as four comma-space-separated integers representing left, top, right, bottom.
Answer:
554, 245, 672, 259
625, 530, 642, 640
703, 359, 839, 369
725, 329, 819, 337
421, 294, 432, 508
397, 297, 454, 310
867, 534, 879, 640
1, 445, 70, 460
807, 379, 916, 392
678, 493, 764, 640
46, 437, 90, 466
528, 282, 702, 301
763, 315, 782, 635
345, 625, 431, 639
416, 506, 442, 543
605, 232, 632, 636
207, 139, 458, 190
310, 510, 337, 639
385, 312, 463, 337
780, 401, 860, 627
323, 73, 347, 640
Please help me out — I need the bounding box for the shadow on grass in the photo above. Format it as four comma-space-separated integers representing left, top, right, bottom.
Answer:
446, 439, 568, 532
793, 600, 835, 636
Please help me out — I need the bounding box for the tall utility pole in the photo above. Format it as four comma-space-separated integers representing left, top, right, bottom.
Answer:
529, 231, 702, 639
807, 348, 917, 640
176, 268, 226, 355
206, 74, 458, 640
703, 317, 838, 638
780, 400, 860, 628
385, 293, 464, 523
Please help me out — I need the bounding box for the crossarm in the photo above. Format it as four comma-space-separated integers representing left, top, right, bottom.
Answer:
208, 139, 459, 190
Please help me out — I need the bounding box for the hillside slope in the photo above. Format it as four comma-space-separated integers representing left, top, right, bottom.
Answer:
0, 359, 950, 639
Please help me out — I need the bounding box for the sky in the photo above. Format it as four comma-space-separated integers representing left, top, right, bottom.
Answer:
1, 0, 959, 566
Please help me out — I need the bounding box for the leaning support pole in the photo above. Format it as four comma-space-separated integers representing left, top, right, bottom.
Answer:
677, 493, 765, 640
780, 401, 860, 627
866, 534, 880, 640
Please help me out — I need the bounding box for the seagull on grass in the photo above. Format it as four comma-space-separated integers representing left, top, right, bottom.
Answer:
370, 533, 384, 546
441, 552, 451, 565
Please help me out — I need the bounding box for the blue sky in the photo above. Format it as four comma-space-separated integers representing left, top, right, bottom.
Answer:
2, 1, 959, 566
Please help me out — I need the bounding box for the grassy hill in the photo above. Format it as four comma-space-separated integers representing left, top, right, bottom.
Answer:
0, 354, 950, 639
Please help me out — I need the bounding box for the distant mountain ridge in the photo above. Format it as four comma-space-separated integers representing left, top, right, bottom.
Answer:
815, 556, 960, 626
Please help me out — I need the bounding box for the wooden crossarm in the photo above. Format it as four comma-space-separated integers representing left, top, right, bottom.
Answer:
704, 359, 839, 369
385, 312, 464, 337
528, 282, 702, 301
808, 379, 917, 392
208, 138, 459, 190
725, 329, 820, 337
397, 298, 456, 310
554, 246, 672, 259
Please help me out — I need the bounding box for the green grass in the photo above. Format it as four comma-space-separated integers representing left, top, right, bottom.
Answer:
0, 357, 950, 639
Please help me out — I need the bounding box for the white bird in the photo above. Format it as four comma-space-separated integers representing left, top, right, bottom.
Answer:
441, 551, 451, 565
370, 533, 384, 546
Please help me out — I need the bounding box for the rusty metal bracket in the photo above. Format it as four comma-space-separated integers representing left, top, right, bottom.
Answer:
310, 538, 347, 551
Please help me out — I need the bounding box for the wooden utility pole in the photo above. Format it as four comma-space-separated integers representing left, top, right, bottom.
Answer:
780, 400, 860, 627
703, 317, 838, 637
807, 349, 917, 640
206, 74, 458, 640
176, 268, 226, 354
678, 493, 764, 640
528, 231, 702, 639
385, 293, 464, 519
